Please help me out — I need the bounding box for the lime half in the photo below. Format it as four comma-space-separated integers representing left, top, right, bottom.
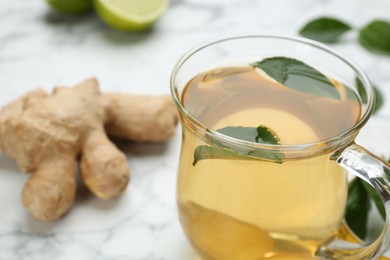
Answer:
95, 0, 169, 31
47, 0, 93, 13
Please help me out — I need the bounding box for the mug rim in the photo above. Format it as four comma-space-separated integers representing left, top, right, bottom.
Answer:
170, 34, 374, 152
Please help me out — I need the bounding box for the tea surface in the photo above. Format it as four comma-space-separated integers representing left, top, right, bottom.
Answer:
182, 66, 361, 144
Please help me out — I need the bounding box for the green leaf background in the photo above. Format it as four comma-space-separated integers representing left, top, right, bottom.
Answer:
359, 20, 390, 55
299, 17, 352, 43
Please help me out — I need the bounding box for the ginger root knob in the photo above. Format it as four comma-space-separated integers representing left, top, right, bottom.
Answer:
0, 78, 178, 221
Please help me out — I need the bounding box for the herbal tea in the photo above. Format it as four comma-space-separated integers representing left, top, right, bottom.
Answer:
177, 62, 361, 259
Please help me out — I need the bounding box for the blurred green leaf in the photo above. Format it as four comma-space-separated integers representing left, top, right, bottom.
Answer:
373, 87, 384, 114
299, 17, 352, 43
362, 181, 386, 220
346, 178, 371, 239
359, 20, 390, 55
355, 77, 384, 114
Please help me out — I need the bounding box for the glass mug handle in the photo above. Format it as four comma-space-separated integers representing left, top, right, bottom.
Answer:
318, 143, 390, 259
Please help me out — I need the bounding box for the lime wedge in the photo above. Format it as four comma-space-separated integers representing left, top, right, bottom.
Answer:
47, 0, 93, 13
94, 0, 169, 31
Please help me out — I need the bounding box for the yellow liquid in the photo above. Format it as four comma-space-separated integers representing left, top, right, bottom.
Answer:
177, 66, 361, 259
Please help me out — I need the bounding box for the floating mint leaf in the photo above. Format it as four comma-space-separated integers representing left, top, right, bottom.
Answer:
216, 125, 280, 144
359, 20, 390, 55
355, 77, 384, 114
252, 57, 341, 100
346, 178, 371, 240
193, 125, 284, 166
193, 146, 261, 166
217, 126, 259, 143
256, 125, 280, 144
299, 17, 352, 43
193, 145, 284, 166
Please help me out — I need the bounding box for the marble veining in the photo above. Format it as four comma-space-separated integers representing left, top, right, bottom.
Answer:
0, 0, 390, 259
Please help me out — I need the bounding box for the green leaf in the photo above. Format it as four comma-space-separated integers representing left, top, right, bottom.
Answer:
256, 126, 280, 144
252, 57, 341, 100
359, 20, 390, 55
355, 77, 384, 114
193, 146, 263, 166
362, 181, 386, 220
345, 178, 386, 240
346, 178, 371, 239
217, 126, 259, 143
355, 77, 368, 103
299, 17, 352, 43
216, 125, 280, 144
373, 87, 384, 114
193, 125, 284, 166
193, 145, 284, 166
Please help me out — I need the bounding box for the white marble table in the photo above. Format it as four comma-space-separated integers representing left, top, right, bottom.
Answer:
1, 0, 390, 259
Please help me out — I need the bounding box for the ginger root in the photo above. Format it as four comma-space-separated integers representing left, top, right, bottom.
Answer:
0, 78, 178, 221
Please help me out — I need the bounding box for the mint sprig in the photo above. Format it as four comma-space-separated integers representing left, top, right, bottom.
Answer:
252, 57, 340, 100
299, 17, 390, 55
193, 125, 284, 166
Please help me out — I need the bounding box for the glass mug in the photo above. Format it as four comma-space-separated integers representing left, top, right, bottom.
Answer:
170, 35, 390, 259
